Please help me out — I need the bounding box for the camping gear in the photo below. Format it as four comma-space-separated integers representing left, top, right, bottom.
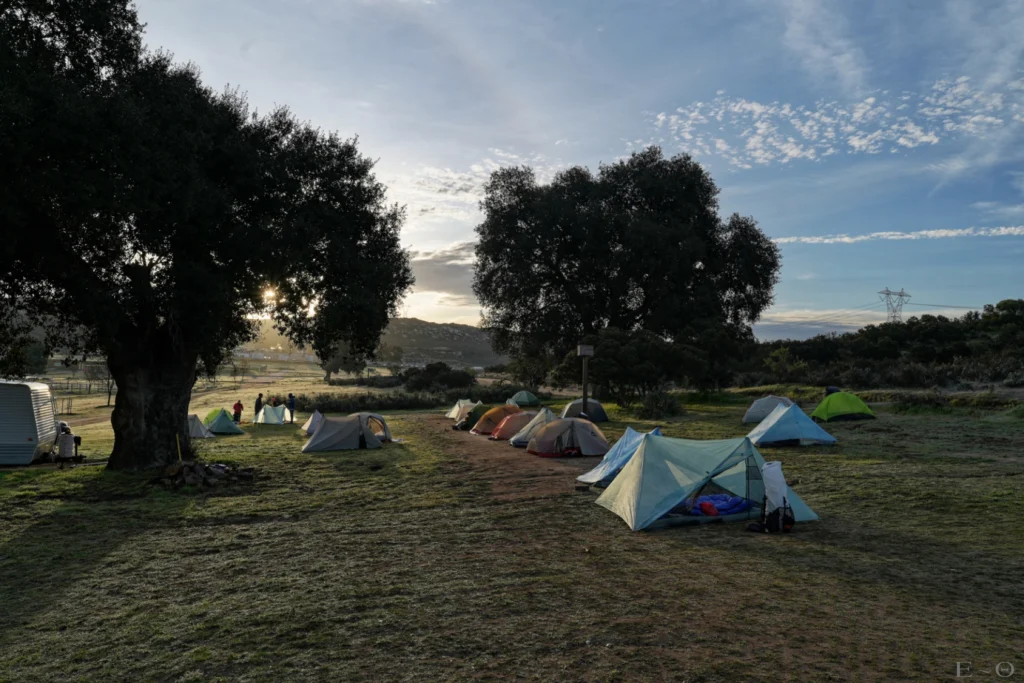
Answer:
825, 386, 841, 396
560, 398, 609, 422
506, 390, 541, 407
509, 407, 557, 447
811, 391, 875, 422
760, 461, 796, 532
0, 380, 58, 465
742, 395, 794, 424
301, 413, 392, 452
576, 426, 662, 486
254, 404, 288, 425
301, 410, 324, 436
204, 409, 245, 435
471, 405, 521, 435
527, 418, 610, 458
187, 414, 215, 439
490, 411, 537, 440
747, 404, 837, 447
595, 435, 818, 531
446, 399, 482, 420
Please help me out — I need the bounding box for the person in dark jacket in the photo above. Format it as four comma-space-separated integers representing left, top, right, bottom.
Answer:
287, 393, 296, 422
254, 393, 264, 417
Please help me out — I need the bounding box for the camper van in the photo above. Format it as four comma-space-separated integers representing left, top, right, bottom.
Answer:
0, 381, 59, 465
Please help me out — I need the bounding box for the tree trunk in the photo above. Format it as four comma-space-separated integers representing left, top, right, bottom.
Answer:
106, 358, 197, 470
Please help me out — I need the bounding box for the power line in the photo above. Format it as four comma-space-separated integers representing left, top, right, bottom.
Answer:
878, 288, 911, 323
904, 302, 981, 310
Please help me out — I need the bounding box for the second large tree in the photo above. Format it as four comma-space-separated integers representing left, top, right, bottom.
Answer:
473, 148, 780, 385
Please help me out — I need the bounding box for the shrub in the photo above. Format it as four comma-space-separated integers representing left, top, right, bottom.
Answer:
1007, 404, 1024, 419
326, 376, 403, 388
1003, 372, 1024, 388
635, 391, 683, 419
442, 384, 547, 405
403, 362, 475, 392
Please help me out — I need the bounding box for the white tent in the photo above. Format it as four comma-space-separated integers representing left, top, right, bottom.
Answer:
742, 395, 794, 424
746, 403, 837, 447
187, 414, 215, 439
446, 399, 482, 421
509, 407, 557, 448
301, 413, 392, 452
301, 410, 324, 436
596, 435, 818, 531
254, 404, 287, 425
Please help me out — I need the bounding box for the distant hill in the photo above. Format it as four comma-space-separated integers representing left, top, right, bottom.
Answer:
239, 318, 505, 368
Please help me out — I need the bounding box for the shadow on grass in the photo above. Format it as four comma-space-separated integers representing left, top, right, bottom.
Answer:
0, 469, 193, 645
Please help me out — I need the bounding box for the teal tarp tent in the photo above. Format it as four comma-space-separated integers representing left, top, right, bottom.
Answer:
596, 435, 818, 531
747, 404, 837, 447
577, 426, 662, 486
506, 390, 541, 407
205, 409, 244, 435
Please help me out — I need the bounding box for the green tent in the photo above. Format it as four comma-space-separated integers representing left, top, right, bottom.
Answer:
596, 435, 818, 531
506, 390, 541, 407
810, 392, 875, 422
455, 403, 490, 431
205, 408, 245, 435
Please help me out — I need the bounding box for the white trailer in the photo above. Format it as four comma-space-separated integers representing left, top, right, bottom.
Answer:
0, 381, 59, 465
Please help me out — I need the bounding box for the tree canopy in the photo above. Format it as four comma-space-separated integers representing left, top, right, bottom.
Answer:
473, 147, 780, 387
1, 1, 413, 468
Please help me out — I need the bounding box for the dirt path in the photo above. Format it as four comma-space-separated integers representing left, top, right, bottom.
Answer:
424, 414, 603, 502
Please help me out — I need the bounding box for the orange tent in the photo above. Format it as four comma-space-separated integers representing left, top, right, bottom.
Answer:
470, 405, 521, 435
489, 411, 537, 440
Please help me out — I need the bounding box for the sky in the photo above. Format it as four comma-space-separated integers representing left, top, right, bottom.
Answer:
136, 0, 1024, 339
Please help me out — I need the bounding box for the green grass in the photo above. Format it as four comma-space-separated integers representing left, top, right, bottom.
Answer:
3, 397, 1024, 680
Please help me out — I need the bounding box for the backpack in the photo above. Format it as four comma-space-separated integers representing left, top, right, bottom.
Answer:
762, 496, 795, 533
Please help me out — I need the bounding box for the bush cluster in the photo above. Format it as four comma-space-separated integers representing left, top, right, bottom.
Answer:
635, 391, 683, 419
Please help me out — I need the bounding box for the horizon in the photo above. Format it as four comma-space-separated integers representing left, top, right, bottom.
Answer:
137, 0, 1024, 337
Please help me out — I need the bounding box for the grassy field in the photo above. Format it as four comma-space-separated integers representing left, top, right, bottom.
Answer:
2, 389, 1024, 681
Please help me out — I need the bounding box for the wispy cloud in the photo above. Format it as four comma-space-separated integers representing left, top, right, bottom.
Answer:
408, 241, 476, 298
652, 76, 1021, 169
775, 225, 1024, 244
971, 201, 1024, 220
781, 0, 868, 96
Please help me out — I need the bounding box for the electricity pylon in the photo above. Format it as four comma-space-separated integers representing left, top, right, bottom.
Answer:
878, 288, 911, 323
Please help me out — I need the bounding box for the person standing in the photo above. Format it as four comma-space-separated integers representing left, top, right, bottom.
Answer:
232, 399, 244, 423
254, 393, 264, 419
287, 393, 296, 423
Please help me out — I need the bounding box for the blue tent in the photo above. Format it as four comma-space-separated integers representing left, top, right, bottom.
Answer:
576, 426, 662, 486
747, 403, 837, 447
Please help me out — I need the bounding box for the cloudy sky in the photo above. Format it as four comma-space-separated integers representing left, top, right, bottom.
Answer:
137, 0, 1024, 338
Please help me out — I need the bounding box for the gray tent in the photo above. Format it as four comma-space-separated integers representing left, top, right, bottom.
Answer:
301, 413, 392, 452
560, 399, 609, 422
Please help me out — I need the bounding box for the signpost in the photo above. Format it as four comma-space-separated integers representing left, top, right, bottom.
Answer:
578, 344, 594, 415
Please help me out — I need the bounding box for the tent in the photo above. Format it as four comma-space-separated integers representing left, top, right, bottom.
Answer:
204, 409, 244, 435
560, 398, 609, 422
455, 403, 489, 431
527, 418, 610, 458
811, 392, 875, 422
471, 405, 521, 435
489, 411, 537, 440
254, 404, 288, 425
596, 435, 818, 531
742, 395, 794, 424
301, 410, 324, 436
446, 399, 482, 420
187, 414, 215, 439
747, 403, 837, 447
509, 407, 558, 447
301, 412, 392, 452
576, 426, 662, 486
506, 390, 541, 407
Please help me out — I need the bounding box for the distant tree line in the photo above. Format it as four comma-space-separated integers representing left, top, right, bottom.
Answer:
739, 300, 1024, 389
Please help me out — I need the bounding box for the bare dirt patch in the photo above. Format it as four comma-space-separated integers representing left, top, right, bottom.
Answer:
424, 414, 602, 502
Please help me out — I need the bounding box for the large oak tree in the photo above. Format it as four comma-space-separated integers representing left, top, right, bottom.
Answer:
1, 1, 413, 468
473, 147, 780, 387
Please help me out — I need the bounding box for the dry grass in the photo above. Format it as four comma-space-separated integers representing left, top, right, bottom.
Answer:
2, 394, 1024, 681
